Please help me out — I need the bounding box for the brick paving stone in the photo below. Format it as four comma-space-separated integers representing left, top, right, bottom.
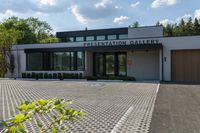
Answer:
0, 80, 158, 133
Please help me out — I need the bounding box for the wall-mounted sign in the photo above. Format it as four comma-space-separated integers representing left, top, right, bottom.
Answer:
128, 60, 133, 65
83, 39, 160, 47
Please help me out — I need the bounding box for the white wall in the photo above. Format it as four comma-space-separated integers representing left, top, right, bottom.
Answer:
127, 50, 160, 80
128, 26, 163, 39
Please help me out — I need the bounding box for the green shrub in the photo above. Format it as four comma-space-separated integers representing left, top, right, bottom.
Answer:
31, 72, 36, 78
38, 73, 43, 79
58, 73, 63, 80
1, 99, 85, 133
48, 73, 53, 79
53, 73, 57, 79
22, 73, 26, 78
79, 73, 83, 79
69, 73, 73, 79
86, 76, 98, 81
35, 73, 39, 80
44, 73, 48, 79
27, 73, 31, 78
126, 77, 136, 81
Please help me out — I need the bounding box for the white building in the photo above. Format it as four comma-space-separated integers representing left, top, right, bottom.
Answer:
7, 26, 200, 82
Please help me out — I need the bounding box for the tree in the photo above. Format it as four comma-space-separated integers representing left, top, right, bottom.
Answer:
1, 16, 59, 44
1, 98, 85, 133
0, 25, 22, 77
129, 21, 139, 28
194, 18, 200, 35
0, 17, 60, 77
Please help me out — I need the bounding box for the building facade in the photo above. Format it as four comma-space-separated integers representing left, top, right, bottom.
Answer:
7, 26, 200, 82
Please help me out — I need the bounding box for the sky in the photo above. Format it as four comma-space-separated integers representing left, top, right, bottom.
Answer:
0, 0, 200, 33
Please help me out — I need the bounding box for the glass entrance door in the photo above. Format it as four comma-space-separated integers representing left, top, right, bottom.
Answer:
94, 52, 126, 76
95, 54, 104, 76
106, 54, 115, 75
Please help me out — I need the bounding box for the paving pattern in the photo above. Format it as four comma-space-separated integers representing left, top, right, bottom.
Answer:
0, 79, 159, 133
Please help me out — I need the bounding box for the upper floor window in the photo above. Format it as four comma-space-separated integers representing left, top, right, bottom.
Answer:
69, 37, 74, 42
86, 36, 94, 41
108, 35, 117, 40
76, 37, 84, 42
119, 34, 128, 39
96, 35, 105, 41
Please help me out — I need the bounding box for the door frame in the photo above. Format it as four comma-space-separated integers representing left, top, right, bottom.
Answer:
93, 52, 127, 77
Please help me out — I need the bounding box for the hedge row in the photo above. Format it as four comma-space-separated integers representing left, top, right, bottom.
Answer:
86, 76, 136, 81
22, 72, 83, 80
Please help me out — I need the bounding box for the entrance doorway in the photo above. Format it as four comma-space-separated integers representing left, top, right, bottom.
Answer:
94, 52, 126, 76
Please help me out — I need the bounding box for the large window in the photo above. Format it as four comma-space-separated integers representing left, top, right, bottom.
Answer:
54, 52, 63, 70
76, 37, 84, 42
77, 52, 84, 71
108, 35, 117, 40
26, 52, 85, 71
86, 36, 94, 41
96, 35, 105, 41
27, 53, 43, 70
119, 34, 128, 39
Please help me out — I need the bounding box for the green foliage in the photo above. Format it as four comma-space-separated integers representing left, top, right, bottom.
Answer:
129, 21, 139, 28
48, 73, 53, 79
86, 76, 136, 81
0, 16, 60, 77
44, 73, 48, 79
160, 17, 200, 36
53, 73, 58, 79
22, 73, 26, 78
39, 73, 43, 79
1, 99, 85, 133
58, 73, 63, 80
27, 73, 31, 78
31, 72, 36, 78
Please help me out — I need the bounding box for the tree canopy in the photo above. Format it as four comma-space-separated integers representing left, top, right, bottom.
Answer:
157, 17, 200, 37
0, 16, 60, 77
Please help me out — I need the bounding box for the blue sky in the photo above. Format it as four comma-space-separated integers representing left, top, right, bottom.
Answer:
0, 0, 200, 33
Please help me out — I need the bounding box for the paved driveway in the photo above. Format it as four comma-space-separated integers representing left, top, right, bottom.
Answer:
150, 83, 200, 133
0, 80, 159, 133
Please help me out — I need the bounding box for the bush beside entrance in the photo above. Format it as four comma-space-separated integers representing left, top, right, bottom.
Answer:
21, 73, 83, 80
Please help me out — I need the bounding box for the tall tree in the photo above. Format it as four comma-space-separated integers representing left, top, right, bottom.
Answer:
130, 21, 139, 28
0, 25, 22, 77
194, 18, 200, 35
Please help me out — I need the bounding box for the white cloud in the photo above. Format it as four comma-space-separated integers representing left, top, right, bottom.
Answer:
113, 16, 130, 24
151, 0, 177, 8
194, 9, 200, 19
95, 0, 111, 8
176, 14, 192, 22
159, 19, 173, 26
130, 1, 140, 8
36, 0, 57, 6
0, 9, 49, 22
71, 5, 88, 24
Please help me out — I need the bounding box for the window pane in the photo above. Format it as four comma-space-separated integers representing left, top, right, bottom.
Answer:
119, 34, 128, 39
86, 36, 94, 41
69, 37, 74, 42
70, 52, 75, 70
27, 53, 43, 70
54, 52, 63, 70
108, 35, 117, 40
76, 37, 84, 42
118, 54, 126, 76
62, 52, 70, 70
77, 52, 84, 70
96, 36, 105, 41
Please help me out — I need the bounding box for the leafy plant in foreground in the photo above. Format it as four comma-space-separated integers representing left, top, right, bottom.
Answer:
1, 99, 85, 133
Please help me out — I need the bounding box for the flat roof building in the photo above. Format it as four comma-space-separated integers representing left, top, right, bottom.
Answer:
7, 26, 200, 82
